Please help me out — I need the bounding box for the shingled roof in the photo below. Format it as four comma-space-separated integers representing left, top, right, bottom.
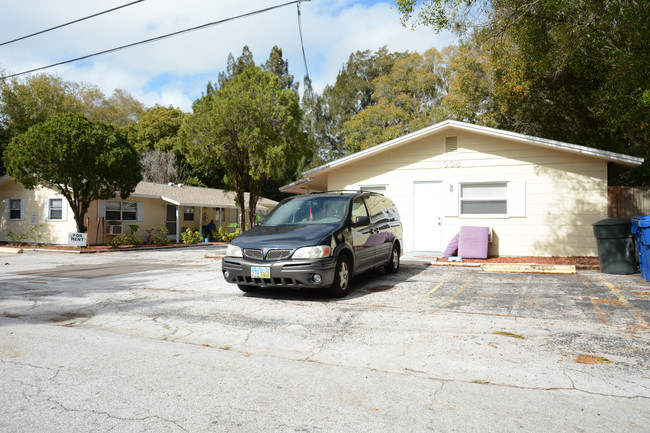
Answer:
131, 182, 277, 209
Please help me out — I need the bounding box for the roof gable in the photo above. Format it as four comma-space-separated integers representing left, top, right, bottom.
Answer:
303, 120, 642, 177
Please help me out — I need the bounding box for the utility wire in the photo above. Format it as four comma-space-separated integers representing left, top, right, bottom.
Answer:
1, 0, 304, 81
296, 2, 310, 80
0, 0, 146, 47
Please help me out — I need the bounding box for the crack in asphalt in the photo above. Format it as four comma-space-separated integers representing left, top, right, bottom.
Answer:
45, 397, 189, 432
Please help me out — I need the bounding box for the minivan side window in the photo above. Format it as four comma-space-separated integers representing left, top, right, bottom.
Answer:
384, 198, 400, 222
351, 197, 368, 221
364, 195, 388, 225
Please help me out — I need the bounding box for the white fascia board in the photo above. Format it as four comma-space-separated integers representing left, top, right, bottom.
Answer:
451, 121, 644, 166
279, 176, 313, 192
129, 193, 160, 200
302, 120, 643, 177
301, 123, 450, 177
160, 196, 180, 205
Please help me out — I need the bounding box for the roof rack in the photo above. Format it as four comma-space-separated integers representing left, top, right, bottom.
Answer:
308, 190, 384, 196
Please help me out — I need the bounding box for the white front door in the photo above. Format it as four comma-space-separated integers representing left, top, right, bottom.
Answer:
413, 181, 443, 252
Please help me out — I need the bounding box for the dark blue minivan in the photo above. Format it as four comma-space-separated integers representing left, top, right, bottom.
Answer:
222, 191, 402, 297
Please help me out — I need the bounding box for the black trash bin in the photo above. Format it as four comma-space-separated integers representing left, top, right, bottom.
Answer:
593, 218, 635, 274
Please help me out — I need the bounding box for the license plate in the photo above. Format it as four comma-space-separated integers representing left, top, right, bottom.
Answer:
251, 266, 271, 278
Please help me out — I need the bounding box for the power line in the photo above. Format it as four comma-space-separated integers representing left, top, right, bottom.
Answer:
296, 2, 310, 80
1, 0, 305, 81
0, 0, 146, 47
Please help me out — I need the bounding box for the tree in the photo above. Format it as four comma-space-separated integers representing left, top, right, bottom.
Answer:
206, 45, 256, 94
4, 113, 141, 233
304, 47, 409, 163
140, 150, 186, 184
86, 89, 144, 126
126, 105, 185, 153
342, 49, 449, 152
181, 67, 309, 231
263, 46, 299, 92
397, 0, 650, 184
0, 73, 145, 174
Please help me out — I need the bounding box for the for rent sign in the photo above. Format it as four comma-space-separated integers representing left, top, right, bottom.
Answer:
68, 232, 88, 247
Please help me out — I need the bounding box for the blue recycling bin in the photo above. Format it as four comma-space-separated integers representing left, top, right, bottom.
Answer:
632, 216, 650, 281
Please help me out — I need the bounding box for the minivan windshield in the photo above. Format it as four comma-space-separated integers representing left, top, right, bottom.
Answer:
264, 196, 350, 225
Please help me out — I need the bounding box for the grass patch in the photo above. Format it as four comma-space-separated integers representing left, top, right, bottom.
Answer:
575, 354, 612, 364
493, 331, 525, 339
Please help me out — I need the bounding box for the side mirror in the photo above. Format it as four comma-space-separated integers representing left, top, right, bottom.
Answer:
354, 215, 370, 227
257, 217, 266, 226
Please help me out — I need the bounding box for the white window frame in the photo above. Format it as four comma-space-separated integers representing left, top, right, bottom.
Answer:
104, 200, 138, 222
458, 181, 526, 218
183, 206, 195, 221
459, 182, 509, 218
44, 198, 67, 221
5, 199, 25, 221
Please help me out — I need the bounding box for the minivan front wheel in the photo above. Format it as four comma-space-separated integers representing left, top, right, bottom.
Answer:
385, 245, 400, 274
330, 256, 351, 297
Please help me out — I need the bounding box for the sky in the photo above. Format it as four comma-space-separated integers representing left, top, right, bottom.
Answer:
0, 0, 455, 112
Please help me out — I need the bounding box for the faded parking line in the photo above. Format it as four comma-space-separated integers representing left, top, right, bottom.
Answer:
579, 274, 610, 326
598, 274, 649, 329
442, 271, 479, 307
426, 271, 459, 297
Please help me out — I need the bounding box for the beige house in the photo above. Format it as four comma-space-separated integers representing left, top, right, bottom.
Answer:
1, 177, 277, 245
282, 120, 643, 257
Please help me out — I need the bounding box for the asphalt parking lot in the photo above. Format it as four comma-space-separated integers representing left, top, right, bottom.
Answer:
1, 246, 649, 432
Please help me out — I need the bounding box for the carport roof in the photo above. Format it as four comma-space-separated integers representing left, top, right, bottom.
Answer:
280, 120, 644, 193
129, 182, 278, 209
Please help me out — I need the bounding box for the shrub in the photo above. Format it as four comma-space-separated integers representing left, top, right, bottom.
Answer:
213, 226, 240, 242
7, 224, 43, 246
152, 228, 170, 245
181, 228, 201, 244
108, 234, 143, 247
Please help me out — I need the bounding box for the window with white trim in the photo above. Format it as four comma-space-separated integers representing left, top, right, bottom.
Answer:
183, 206, 195, 221
460, 183, 507, 216
105, 200, 137, 221
47, 198, 64, 220
6, 199, 24, 220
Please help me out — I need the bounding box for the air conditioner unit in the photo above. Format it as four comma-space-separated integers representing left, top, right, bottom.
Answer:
107, 225, 123, 235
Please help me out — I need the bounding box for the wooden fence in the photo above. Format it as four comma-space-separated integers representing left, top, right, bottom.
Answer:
608, 186, 650, 218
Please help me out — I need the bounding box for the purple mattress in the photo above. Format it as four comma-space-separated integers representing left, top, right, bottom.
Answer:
457, 226, 489, 259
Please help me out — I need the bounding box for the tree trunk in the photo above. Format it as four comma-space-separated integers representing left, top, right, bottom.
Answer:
73, 210, 87, 233
236, 190, 246, 232
248, 195, 259, 229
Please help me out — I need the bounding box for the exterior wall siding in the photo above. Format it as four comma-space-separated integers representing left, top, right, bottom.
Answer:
1, 178, 77, 244
2, 178, 247, 245
328, 131, 606, 257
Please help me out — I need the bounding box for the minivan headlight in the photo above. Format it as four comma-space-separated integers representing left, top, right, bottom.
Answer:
226, 244, 243, 258
292, 245, 331, 259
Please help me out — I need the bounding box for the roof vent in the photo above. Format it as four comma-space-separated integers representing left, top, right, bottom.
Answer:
445, 136, 458, 153
168, 182, 175, 187
177, 183, 184, 188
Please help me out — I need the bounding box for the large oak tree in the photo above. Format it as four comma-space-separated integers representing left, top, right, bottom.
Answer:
4, 113, 141, 233
397, 0, 650, 183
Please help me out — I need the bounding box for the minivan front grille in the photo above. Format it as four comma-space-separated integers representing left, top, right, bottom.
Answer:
266, 249, 292, 260
243, 249, 263, 260
243, 248, 293, 261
